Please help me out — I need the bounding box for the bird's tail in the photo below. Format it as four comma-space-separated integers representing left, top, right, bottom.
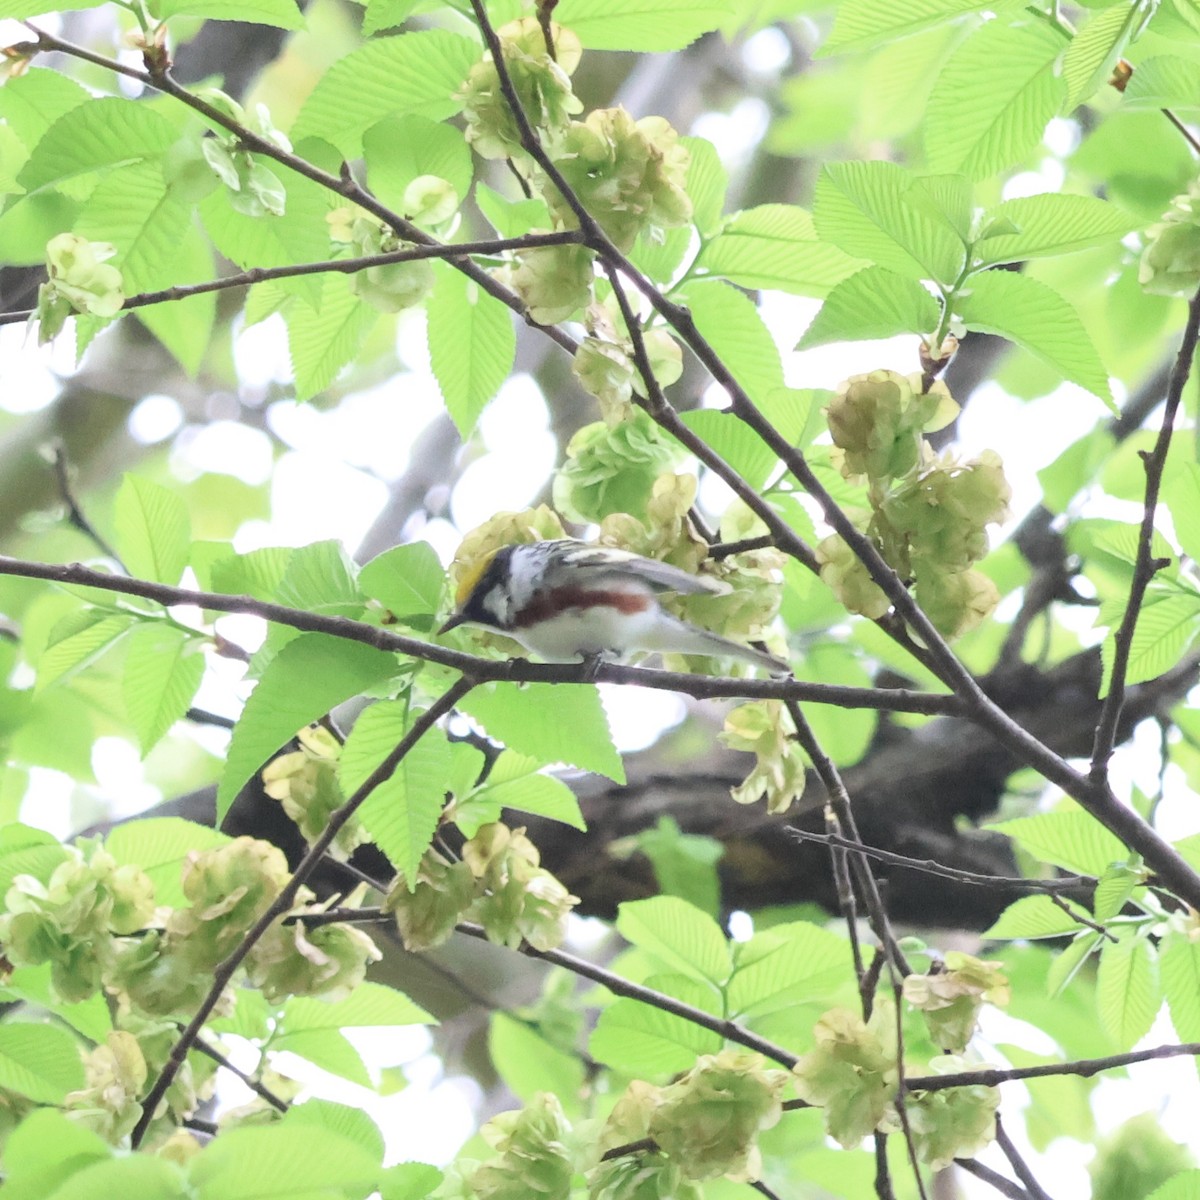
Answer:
644, 615, 789, 674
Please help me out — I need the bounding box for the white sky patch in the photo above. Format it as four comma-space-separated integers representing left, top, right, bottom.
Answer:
599, 684, 687, 753
92, 736, 161, 818
0, 325, 70, 414
479, 372, 551, 453
266, 451, 391, 548
450, 439, 557, 531
692, 97, 770, 171
172, 420, 276, 485
233, 313, 293, 390
128, 393, 184, 444
742, 26, 791, 75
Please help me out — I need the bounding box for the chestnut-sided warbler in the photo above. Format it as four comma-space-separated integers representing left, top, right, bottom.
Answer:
438, 539, 787, 672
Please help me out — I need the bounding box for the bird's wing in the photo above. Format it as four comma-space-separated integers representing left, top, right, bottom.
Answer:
556, 542, 729, 595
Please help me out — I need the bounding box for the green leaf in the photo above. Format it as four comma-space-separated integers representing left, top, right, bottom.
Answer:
473, 182, 552, 239
35, 1155, 186, 1200
489, 1013, 585, 1105
681, 409, 778, 491
1062, 2, 1145, 109
155, 0, 304, 28
957, 270, 1113, 407
1096, 929, 1160, 1048
1101, 592, 1200, 693
1148, 1171, 1200, 1200
217, 633, 398, 820
267, 1028, 372, 1087
286, 272, 379, 402
675, 279, 785, 407
0, 69, 89, 150
17, 98, 175, 191
797, 265, 940, 348
339, 700, 452, 878
616, 895, 730, 985
274, 540, 363, 613
727, 921, 849, 1017
589, 977, 722, 1073
362, 115, 472, 210
697, 204, 864, 296
682, 135, 727, 238
0, 1023, 84, 1103
427, 264, 516, 438
2, 965, 112, 1044
189, 1125, 382, 1200
104, 817, 230, 908
1047, 930, 1103, 997
621, 816, 722, 918
0, 825, 69, 897
1, 1110, 110, 1200
988, 808, 1128, 876
975, 194, 1138, 266
280, 980, 434, 1031
812, 160, 965, 281
112, 474, 191, 586
359, 541, 445, 620
1124, 55, 1200, 112
291, 30, 480, 157
121, 624, 205, 754
553, 0, 733, 50
982, 895, 1085, 940
36, 612, 134, 693
1092, 864, 1142, 922
925, 18, 1065, 180
820, 0, 998, 54
460, 683, 624, 782
1160, 930, 1200, 1041
378, 1162, 443, 1200
472, 769, 587, 830
1166, 462, 1200, 562
280, 1100, 385, 1165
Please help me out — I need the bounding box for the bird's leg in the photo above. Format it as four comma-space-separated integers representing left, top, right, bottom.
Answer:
577, 650, 608, 683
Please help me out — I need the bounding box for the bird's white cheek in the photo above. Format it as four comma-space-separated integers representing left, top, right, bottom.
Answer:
514, 607, 663, 661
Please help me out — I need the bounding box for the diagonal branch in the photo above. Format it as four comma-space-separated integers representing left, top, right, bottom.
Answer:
129, 675, 474, 1146
1090, 283, 1200, 781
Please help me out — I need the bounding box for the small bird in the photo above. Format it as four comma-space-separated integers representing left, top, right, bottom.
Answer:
438, 539, 787, 672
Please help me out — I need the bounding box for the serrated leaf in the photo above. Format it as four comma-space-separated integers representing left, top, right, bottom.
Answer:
1161, 930, 1200, 1041
1062, 2, 1144, 109
281, 1100, 385, 1164
1096, 929, 1160, 1048
274, 540, 363, 614
339, 700, 452, 878
975, 194, 1138, 266
359, 542, 444, 620
681, 409, 778, 490
675, 278, 784, 406
286, 273, 379, 402
362, 114, 472, 211
813, 160, 965, 281
459, 683, 624, 782
589, 979, 722, 1073
189, 1124, 382, 1200
17, 1154, 185, 1198
1092, 864, 1142, 922
17, 98, 175, 191
1101, 592, 1200, 694
36, 613, 134, 693
269, 1029, 372, 1088
155, 0, 304, 28
553, 0, 733, 49
727, 921, 849, 1016
1047, 930, 1103, 996
473, 182, 552, 239
121, 624, 205, 754
698, 204, 864, 296
104, 817, 230, 908
472, 771, 586, 830
797, 265, 940, 348
112, 474, 191, 586
0, 1024, 84, 1103
982, 894, 1087, 940
0, 68, 89, 150
1167, 462, 1200, 562
291, 30, 480, 157
616, 895, 730, 984
682, 135, 727, 238
280, 980, 434, 1031
217, 633, 398, 820
821, 0, 997, 54
1124, 55, 1200, 112
957, 269, 1113, 406
925, 18, 1065, 180
427, 265, 515, 438
1147, 1171, 1200, 1200
490, 1014, 586, 1106
989, 809, 1128, 876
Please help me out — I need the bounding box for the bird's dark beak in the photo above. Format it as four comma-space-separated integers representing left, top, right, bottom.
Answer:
437, 612, 466, 635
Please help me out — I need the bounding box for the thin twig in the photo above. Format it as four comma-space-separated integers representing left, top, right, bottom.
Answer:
0, 555, 958, 714
954, 1156, 1033, 1200
1090, 284, 1200, 781
1047, 892, 1117, 941
49, 442, 122, 563
904, 1040, 1200, 1091
130, 676, 474, 1146
995, 1116, 1055, 1200
891, 981, 931, 1200
455, 921, 800, 1069
193, 1036, 289, 1113
787, 829, 1093, 893
0, 233, 586, 328
1162, 108, 1200, 156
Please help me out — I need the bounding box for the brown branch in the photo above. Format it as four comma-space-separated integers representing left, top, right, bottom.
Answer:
0, 555, 958, 714
995, 1115, 1055, 1200
1090, 283, 1200, 780
129, 676, 474, 1146
904, 1040, 1200, 1091
0, 233, 586, 328
954, 1156, 1035, 1200
455, 920, 799, 1069
193, 1035, 289, 1113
